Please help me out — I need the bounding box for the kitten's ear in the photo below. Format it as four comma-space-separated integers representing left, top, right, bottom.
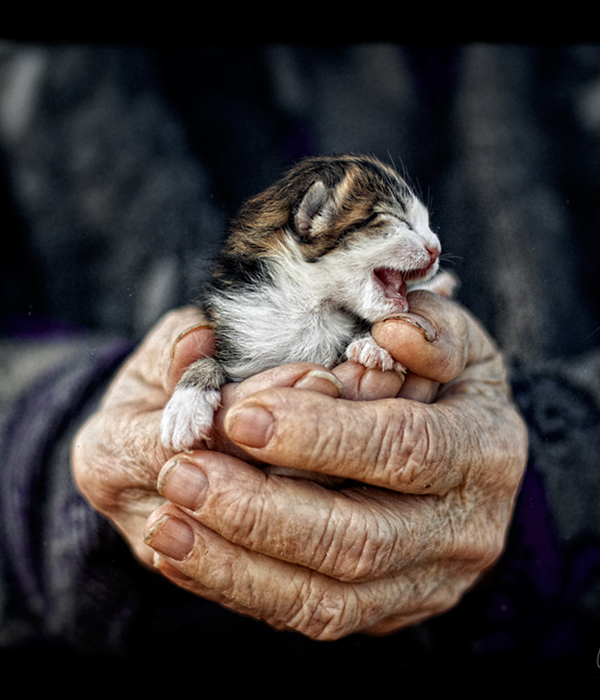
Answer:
295, 181, 337, 239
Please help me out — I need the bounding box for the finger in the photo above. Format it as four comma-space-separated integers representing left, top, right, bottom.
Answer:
154, 450, 506, 580
397, 373, 439, 403
219, 363, 342, 406
144, 502, 377, 639
372, 290, 471, 384
222, 370, 526, 497
332, 361, 405, 401
143, 500, 475, 640
167, 320, 216, 392
208, 364, 342, 462
221, 386, 456, 493
332, 358, 440, 404
100, 307, 209, 411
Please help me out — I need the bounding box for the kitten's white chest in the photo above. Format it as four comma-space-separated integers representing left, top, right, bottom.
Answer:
215, 282, 357, 381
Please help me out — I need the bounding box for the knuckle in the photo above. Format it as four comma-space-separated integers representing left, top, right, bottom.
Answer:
446, 503, 511, 571
469, 400, 529, 496
287, 578, 360, 641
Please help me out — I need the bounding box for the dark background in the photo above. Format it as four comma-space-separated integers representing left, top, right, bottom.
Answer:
1, 44, 599, 363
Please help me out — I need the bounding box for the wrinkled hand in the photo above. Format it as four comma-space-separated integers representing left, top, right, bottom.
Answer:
71, 306, 404, 567
137, 292, 527, 640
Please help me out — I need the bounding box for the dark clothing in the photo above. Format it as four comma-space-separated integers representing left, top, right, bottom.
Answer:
1, 44, 599, 672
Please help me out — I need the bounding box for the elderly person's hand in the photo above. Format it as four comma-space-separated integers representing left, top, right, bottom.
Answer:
134, 292, 526, 640
73, 290, 527, 639
72, 305, 409, 568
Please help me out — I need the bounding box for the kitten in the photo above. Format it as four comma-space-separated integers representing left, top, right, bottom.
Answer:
161, 154, 451, 452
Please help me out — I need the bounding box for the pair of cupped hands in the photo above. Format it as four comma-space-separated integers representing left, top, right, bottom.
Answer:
72, 290, 528, 640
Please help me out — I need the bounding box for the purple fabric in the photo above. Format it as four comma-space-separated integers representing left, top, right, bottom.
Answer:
0, 336, 134, 649
0, 312, 85, 340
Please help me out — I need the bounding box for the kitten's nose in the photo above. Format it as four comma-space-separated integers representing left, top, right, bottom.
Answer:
426, 246, 440, 264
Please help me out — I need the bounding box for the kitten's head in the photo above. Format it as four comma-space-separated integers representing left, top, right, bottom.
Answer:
222, 154, 441, 320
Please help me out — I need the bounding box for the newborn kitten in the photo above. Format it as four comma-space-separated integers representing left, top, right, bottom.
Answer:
161, 154, 450, 452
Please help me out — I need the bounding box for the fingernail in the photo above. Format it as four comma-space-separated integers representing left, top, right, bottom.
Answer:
294, 369, 343, 397
170, 323, 213, 358
158, 460, 208, 511
224, 404, 274, 448
384, 313, 437, 342
145, 515, 194, 561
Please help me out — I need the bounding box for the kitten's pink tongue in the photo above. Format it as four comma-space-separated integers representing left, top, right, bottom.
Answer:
374, 268, 408, 299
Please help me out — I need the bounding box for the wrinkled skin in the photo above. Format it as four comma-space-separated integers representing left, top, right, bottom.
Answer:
72, 290, 528, 640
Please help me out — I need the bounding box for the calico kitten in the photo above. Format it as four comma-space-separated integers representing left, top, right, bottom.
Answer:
161, 154, 450, 452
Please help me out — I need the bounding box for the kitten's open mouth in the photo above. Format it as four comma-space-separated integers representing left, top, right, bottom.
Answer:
373, 265, 432, 303
374, 268, 408, 300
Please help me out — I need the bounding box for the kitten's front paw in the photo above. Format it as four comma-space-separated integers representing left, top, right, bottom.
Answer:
346, 336, 406, 374
415, 269, 459, 298
160, 386, 221, 452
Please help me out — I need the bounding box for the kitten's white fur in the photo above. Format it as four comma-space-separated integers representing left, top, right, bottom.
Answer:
160, 385, 221, 452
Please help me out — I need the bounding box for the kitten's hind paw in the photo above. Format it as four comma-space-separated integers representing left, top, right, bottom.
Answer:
346, 336, 406, 374
416, 269, 459, 299
160, 385, 221, 452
